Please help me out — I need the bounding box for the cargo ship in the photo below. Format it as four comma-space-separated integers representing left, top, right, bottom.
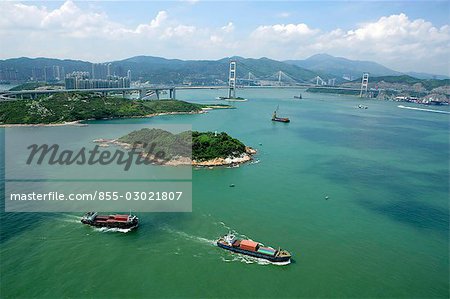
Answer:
217, 234, 291, 263
272, 106, 290, 123
81, 212, 139, 229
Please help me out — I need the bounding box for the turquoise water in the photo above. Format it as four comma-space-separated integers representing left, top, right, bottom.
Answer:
0, 84, 16, 91
1, 89, 449, 298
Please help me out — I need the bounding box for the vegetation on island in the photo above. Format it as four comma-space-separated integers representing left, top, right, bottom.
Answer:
351, 75, 450, 91
117, 128, 247, 161
0, 93, 231, 124
118, 128, 192, 160
191, 131, 246, 161
9, 82, 63, 91
306, 87, 361, 96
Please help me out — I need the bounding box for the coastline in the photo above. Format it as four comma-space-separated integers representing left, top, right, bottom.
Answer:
0, 120, 83, 128
192, 147, 257, 167
0, 110, 207, 128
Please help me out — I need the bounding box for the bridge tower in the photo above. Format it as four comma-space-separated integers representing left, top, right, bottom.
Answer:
228, 60, 236, 98
359, 73, 369, 97
314, 76, 325, 86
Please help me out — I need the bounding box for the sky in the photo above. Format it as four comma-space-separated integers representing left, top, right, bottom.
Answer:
0, 1, 449, 75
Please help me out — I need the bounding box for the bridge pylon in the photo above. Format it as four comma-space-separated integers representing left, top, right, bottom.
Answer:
359, 73, 369, 97
228, 60, 236, 98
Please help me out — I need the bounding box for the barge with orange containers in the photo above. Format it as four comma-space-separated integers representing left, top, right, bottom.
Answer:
217, 234, 291, 263
81, 212, 139, 229
272, 106, 290, 123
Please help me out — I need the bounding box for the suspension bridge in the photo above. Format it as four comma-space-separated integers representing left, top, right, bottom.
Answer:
0, 60, 369, 101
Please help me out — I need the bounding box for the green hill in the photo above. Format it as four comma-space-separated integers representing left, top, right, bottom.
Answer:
1, 56, 323, 85
118, 128, 247, 161
285, 53, 401, 78
0, 95, 204, 124
352, 75, 450, 90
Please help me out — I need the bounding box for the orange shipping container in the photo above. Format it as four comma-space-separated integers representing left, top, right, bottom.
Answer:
240, 245, 256, 251
239, 240, 258, 251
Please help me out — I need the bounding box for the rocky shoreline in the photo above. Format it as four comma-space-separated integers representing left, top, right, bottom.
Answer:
192, 146, 257, 167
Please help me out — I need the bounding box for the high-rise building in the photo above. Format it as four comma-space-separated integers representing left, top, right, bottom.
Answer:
0, 68, 18, 81
65, 71, 90, 89
60, 67, 65, 80
92, 63, 107, 79
31, 68, 44, 81
127, 70, 131, 81
107, 63, 112, 78
44, 66, 54, 82
52, 66, 61, 81
65, 71, 130, 89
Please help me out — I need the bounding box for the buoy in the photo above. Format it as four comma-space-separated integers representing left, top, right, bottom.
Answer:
229, 184, 235, 187
325, 196, 329, 200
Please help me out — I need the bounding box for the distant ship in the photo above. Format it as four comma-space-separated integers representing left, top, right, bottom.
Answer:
217, 233, 292, 263
294, 93, 302, 99
81, 212, 139, 229
272, 106, 290, 123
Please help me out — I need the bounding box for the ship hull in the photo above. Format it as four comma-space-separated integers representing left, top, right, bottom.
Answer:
217, 242, 290, 263
272, 117, 290, 123
81, 219, 138, 229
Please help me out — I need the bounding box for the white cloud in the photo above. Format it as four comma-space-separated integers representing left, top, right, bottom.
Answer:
252, 23, 319, 40
134, 11, 170, 35
221, 22, 234, 33
247, 14, 450, 74
277, 12, 291, 18
327, 14, 450, 73
0, 1, 448, 75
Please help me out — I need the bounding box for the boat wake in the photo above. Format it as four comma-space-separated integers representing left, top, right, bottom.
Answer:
61, 219, 81, 224
217, 221, 250, 240
93, 227, 134, 233
221, 253, 290, 266
398, 105, 450, 114
160, 226, 215, 246
59, 214, 82, 224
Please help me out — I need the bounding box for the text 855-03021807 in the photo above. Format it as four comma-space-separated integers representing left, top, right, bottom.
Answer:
96, 191, 184, 201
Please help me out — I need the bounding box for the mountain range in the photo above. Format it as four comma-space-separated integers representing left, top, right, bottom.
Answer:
285, 54, 449, 80
0, 54, 448, 84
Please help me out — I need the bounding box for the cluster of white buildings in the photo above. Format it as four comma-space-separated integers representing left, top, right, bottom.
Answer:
65, 63, 131, 89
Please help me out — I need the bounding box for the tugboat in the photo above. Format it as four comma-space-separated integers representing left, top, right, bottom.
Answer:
272, 106, 290, 123
217, 233, 292, 263
81, 212, 139, 230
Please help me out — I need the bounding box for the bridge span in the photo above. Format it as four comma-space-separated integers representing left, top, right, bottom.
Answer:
0, 87, 177, 101
0, 84, 314, 101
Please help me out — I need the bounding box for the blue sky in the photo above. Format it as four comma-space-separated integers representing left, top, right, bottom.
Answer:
44, 1, 449, 30
1, 1, 449, 75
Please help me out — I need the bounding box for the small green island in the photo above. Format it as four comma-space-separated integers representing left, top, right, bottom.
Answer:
0, 93, 232, 125
95, 128, 257, 167
217, 96, 248, 102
